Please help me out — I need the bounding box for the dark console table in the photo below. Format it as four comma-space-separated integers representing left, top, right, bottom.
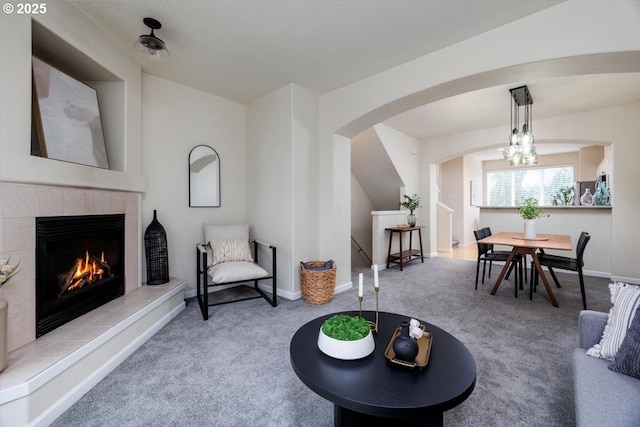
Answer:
386, 226, 425, 270
289, 311, 476, 427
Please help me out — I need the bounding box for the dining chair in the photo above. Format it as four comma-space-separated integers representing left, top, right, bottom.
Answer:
532, 231, 591, 309
474, 229, 522, 294
482, 227, 527, 287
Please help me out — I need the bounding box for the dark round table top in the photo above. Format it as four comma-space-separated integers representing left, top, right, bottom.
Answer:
290, 311, 476, 418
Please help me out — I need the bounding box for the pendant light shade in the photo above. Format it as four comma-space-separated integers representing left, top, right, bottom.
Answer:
503, 85, 537, 166
134, 17, 170, 62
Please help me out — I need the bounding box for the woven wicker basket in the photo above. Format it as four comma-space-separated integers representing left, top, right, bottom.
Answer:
300, 261, 336, 304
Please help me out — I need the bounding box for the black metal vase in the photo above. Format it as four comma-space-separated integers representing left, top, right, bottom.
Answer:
393, 321, 419, 362
144, 210, 169, 285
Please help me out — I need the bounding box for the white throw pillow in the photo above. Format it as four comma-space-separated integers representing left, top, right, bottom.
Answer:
209, 239, 253, 265
207, 261, 268, 283
587, 282, 640, 360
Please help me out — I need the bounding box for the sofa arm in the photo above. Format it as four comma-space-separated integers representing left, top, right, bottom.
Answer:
578, 310, 608, 349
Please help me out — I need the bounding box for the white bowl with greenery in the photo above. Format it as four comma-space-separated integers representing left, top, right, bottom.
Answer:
317, 314, 375, 360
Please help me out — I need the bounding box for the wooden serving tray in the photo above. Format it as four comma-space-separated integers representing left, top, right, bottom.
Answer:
512, 234, 549, 241
384, 327, 432, 370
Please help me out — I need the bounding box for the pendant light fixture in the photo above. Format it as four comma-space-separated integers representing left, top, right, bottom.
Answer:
134, 17, 170, 62
503, 85, 537, 166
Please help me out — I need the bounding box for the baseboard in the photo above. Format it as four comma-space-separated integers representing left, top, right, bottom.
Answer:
610, 275, 640, 285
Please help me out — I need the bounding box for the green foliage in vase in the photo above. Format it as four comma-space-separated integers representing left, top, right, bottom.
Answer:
400, 194, 421, 214
516, 197, 544, 220
552, 186, 574, 206
321, 314, 370, 341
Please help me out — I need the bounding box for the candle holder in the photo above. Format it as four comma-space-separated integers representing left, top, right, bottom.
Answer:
358, 289, 379, 333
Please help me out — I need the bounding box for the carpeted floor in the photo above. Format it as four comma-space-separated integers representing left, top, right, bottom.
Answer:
50, 257, 612, 427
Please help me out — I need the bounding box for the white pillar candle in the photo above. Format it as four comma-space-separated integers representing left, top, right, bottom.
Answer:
358, 273, 363, 297
373, 264, 379, 288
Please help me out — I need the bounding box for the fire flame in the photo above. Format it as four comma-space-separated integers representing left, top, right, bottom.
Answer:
65, 251, 107, 293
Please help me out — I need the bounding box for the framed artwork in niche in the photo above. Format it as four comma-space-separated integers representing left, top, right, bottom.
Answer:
32, 56, 110, 169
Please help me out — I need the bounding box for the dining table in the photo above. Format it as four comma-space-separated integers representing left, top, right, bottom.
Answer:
478, 232, 572, 307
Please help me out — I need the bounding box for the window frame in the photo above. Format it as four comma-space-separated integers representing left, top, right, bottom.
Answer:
485, 164, 574, 207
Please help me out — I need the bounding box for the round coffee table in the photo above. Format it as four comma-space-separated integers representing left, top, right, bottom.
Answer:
290, 311, 476, 427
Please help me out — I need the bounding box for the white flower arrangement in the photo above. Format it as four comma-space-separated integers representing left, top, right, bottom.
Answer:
0, 259, 20, 288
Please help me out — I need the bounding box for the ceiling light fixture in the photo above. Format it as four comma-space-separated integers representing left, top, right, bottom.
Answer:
503, 85, 537, 166
134, 17, 170, 62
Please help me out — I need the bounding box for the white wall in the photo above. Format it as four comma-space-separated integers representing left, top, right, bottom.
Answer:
141, 74, 246, 293
462, 154, 482, 246
440, 157, 463, 243
374, 123, 420, 197
351, 174, 375, 267
318, 1, 640, 287
247, 84, 320, 299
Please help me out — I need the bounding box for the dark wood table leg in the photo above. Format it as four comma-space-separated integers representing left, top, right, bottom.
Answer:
418, 228, 424, 262
386, 230, 393, 269
530, 251, 559, 307
399, 231, 404, 271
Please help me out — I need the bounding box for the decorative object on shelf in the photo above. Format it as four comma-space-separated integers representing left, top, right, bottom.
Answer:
32, 56, 109, 169
317, 314, 375, 360
400, 194, 421, 227
552, 186, 574, 206
580, 188, 594, 206
392, 320, 419, 362
516, 197, 544, 239
144, 210, 170, 285
134, 17, 170, 61
0, 258, 20, 373
593, 181, 610, 206
503, 85, 538, 166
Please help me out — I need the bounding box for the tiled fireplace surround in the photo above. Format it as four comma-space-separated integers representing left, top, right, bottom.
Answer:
0, 183, 140, 353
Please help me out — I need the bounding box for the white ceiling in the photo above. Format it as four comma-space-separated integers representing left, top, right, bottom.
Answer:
67, 0, 640, 159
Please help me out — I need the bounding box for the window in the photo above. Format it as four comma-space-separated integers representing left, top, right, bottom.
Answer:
486, 166, 574, 206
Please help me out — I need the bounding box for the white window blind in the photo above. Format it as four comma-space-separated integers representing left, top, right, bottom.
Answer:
486, 166, 574, 206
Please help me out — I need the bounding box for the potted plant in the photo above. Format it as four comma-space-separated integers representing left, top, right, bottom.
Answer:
516, 197, 544, 239
400, 194, 422, 227
0, 258, 20, 372
552, 186, 574, 206
317, 314, 375, 360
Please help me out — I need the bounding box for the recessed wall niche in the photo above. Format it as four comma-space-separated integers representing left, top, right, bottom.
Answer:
31, 20, 125, 172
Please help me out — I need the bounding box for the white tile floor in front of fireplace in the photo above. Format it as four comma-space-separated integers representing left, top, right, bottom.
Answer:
0, 281, 181, 393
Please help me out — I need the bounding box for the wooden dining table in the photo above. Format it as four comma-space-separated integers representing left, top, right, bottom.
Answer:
478, 232, 572, 307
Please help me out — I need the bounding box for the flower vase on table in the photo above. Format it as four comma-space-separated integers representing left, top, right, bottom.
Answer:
407, 213, 417, 227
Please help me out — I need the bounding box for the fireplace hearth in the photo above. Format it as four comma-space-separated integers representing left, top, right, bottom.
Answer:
36, 214, 125, 337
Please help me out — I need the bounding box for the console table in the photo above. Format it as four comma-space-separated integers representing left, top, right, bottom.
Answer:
290, 311, 476, 426
385, 226, 424, 271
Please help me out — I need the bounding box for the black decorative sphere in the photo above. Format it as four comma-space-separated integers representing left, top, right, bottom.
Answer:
393, 320, 419, 362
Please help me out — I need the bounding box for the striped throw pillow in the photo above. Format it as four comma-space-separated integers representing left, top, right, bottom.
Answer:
587, 282, 640, 360
608, 305, 640, 378
208, 239, 253, 266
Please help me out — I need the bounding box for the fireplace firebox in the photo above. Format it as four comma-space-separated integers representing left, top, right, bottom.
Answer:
36, 214, 125, 337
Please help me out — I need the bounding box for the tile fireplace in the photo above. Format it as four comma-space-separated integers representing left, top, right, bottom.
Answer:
35, 214, 125, 337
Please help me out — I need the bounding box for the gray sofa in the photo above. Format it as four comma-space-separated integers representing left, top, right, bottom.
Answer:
573, 310, 640, 427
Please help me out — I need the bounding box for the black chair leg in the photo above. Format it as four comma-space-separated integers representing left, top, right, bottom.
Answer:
578, 268, 587, 310
488, 260, 493, 278
482, 259, 488, 284
475, 260, 481, 289
519, 259, 524, 291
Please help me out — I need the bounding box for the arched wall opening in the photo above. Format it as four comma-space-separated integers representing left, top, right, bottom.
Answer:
322, 51, 639, 286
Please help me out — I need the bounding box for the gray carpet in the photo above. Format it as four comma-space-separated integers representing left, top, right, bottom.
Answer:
50, 258, 612, 427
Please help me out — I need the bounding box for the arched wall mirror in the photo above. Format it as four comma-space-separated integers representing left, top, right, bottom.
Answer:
189, 145, 220, 207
